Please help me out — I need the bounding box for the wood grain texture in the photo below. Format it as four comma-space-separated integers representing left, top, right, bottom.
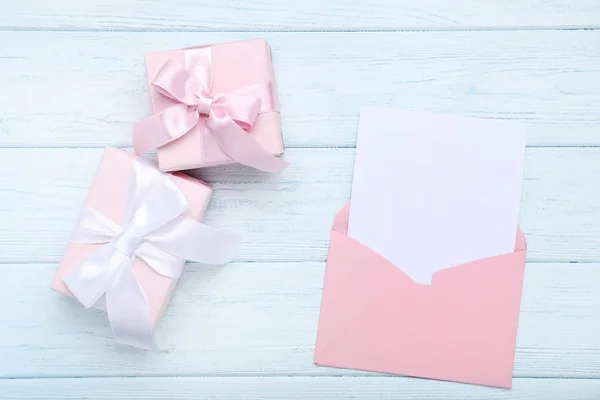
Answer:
1, 262, 600, 379
1, 2, 599, 396
1, 31, 599, 147
2, 377, 600, 400
1, 147, 600, 263
2, 0, 600, 30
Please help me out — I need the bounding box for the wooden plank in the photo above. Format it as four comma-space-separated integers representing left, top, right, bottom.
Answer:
1, 262, 599, 378
2, 0, 599, 30
0, 147, 599, 263
0, 31, 599, 147
2, 377, 600, 400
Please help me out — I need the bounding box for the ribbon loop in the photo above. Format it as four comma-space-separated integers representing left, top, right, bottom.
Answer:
133, 53, 289, 172
152, 60, 198, 107
63, 158, 241, 350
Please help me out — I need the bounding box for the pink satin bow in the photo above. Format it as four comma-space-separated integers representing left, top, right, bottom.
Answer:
133, 59, 289, 172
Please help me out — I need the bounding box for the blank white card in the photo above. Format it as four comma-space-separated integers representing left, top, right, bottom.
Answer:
348, 107, 526, 284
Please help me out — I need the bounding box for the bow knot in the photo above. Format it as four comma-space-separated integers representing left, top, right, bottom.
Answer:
133, 55, 289, 173
63, 158, 240, 350
115, 228, 143, 257
196, 93, 214, 116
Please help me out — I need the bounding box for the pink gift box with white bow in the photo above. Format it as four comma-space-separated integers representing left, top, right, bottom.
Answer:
51, 148, 240, 349
134, 38, 288, 172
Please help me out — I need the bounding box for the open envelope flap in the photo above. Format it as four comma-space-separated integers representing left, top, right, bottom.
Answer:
315, 203, 528, 388
332, 203, 352, 233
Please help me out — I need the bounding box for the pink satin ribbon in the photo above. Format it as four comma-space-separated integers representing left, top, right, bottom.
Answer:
133, 57, 288, 173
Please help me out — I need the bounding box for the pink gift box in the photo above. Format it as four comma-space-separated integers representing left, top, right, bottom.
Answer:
143, 38, 285, 171
51, 147, 212, 326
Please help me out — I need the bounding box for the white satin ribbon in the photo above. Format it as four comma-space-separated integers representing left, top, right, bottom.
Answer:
63, 158, 240, 350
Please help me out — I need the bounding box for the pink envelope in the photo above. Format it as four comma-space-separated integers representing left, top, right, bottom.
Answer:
144, 38, 284, 171
314, 204, 527, 388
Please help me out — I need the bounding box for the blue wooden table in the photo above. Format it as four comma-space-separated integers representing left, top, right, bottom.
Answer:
1, 1, 600, 398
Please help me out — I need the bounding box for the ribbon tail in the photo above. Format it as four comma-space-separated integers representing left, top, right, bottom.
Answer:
133, 114, 173, 154
208, 113, 289, 173
146, 217, 241, 266
105, 257, 157, 350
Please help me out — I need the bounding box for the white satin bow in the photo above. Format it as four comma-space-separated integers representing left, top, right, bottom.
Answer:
63, 158, 240, 350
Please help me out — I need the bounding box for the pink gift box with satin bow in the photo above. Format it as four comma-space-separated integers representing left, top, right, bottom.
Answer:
134, 38, 288, 172
51, 147, 213, 328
